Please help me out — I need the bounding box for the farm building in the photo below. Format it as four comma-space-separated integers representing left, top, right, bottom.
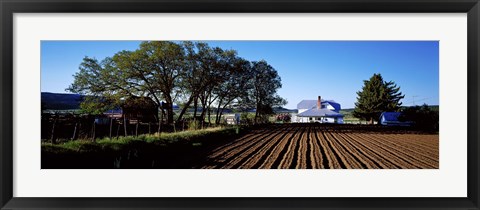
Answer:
293, 96, 344, 123
121, 96, 159, 123
98, 96, 160, 125
379, 112, 413, 126
223, 113, 241, 125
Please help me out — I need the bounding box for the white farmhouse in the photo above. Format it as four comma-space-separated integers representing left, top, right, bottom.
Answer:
294, 96, 344, 124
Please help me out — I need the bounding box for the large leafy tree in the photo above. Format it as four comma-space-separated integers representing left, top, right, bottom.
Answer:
67, 41, 186, 126
245, 60, 287, 124
176, 42, 229, 124
212, 54, 252, 124
66, 57, 125, 114
192, 45, 242, 126
68, 41, 287, 130
133, 41, 186, 124
176, 41, 204, 122
353, 73, 405, 124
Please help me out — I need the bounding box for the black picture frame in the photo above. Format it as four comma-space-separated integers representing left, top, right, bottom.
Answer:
1, 0, 479, 209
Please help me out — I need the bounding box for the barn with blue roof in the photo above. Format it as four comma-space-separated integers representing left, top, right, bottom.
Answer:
379, 112, 413, 126
293, 96, 344, 123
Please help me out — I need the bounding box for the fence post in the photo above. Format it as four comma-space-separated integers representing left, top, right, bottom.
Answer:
72, 122, 78, 140
50, 115, 57, 144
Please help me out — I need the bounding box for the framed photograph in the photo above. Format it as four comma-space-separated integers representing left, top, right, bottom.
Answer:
1, 0, 479, 209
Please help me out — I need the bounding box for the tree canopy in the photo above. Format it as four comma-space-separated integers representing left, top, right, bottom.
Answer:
247, 60, 287, 123
67, 41, 286, 126
353, 73, 404, 123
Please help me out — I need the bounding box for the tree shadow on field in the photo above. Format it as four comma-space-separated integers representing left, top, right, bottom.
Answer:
41, 128, 251, 169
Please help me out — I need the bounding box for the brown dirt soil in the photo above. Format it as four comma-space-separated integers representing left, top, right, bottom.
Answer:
202, 124, 439, 169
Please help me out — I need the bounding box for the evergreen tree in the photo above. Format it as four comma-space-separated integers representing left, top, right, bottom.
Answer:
353, 73, 405, 124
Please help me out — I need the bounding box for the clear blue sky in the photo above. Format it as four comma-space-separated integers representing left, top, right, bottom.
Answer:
41, 41, 439, 109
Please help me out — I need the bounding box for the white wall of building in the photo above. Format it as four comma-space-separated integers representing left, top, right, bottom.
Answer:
298, 109, 309, 114
293, 116, 344, 124
326, 104, 335, 111
223, 113, 240, 125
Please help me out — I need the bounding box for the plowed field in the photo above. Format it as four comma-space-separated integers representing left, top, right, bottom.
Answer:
202, 124, 439, 169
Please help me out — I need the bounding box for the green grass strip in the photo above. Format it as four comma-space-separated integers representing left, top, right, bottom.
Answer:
42, 126, 238, 154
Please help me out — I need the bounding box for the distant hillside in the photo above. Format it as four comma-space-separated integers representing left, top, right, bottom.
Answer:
273, 107, 298, 113
341, 108, 355, 112
41, 92, 83, 110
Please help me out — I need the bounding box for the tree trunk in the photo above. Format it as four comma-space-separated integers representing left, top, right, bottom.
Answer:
116, 123, 120, 140
109, 118, 113, 139
206, 94, 218, 127
254, 105, 259, 124
192, 98, 198, 131
200, 105, 206, 129
135, 120, 139, 137
199, 104, 207, 121
165, 95, 174, 124
92, 119, 96, 142
158, 109, 163, 135
176, 96, 194, 123
167, 106, 174, 125
199, 94, 208, 129
123, 115, 128, 137
207, 107, 212, 127
215, 99, 223, 124
218, 102, 230, 125
193, 97, 198, 118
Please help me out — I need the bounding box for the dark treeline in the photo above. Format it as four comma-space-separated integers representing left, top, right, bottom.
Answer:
66, 41, 286, 131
